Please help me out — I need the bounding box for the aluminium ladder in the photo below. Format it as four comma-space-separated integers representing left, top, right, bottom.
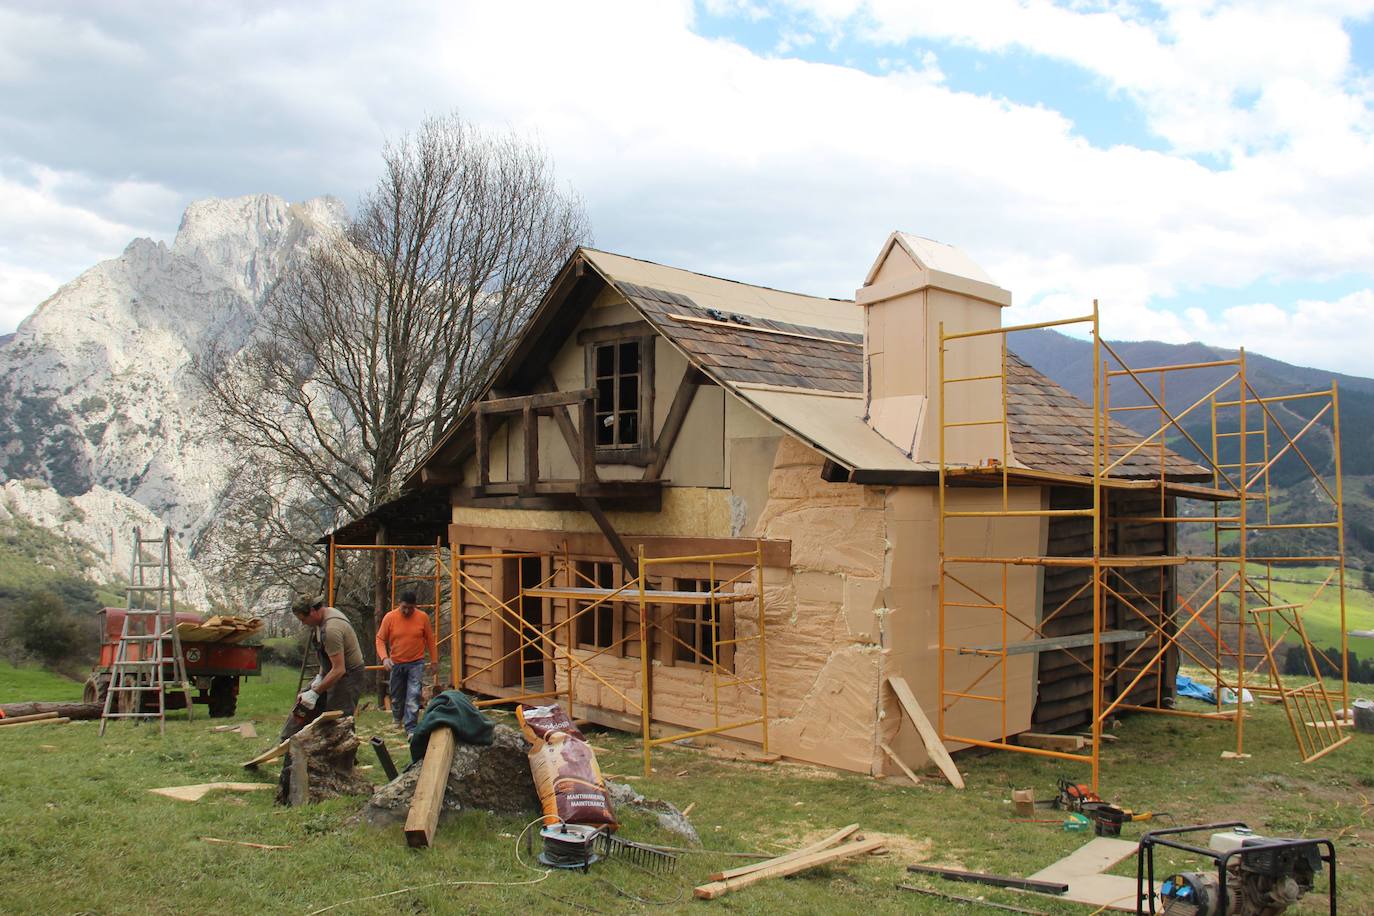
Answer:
99, 527, 194, 735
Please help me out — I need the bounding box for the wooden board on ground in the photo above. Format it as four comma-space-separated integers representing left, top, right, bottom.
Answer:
0, 716, 69, 729
695, 836, 885, 899
0, 712, 60, 725
149, 782, 274, 802
404, 727, 457, 847
202, 836, 291, 850
886, 676, 964, 789
240, 710, 341, 769
710, 823, 859, 881
1017, 732, 1087, 752
1028, 836, 1149, 912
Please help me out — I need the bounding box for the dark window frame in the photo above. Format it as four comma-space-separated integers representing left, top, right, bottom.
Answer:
669, 577, 735, 671
581, 325, 655, 465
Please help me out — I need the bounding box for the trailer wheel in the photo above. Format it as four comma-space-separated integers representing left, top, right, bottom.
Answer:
83, 675, 109, 707
208, 676, 238, 718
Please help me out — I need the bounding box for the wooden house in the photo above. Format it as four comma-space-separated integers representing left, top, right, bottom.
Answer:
339, 233, 1210, 776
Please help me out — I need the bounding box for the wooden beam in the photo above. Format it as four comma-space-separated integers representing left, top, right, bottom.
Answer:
1016, 732, 1087, 753
576, 320, 652, 344
578, 496, 636, 571
476, 388, 595, 414
0, 716, 69, 728
474, 410, 489, 489
694, 837, 885, 899
709, 824, 860, 882
887, 676, 964, 789
644, 369, 702, 480
879, 741, 921, 786
522, 403, 538, 496
905, 864, 1068, 895
0, 712, 60, 725
404, 727, 457, 847
450, 524, 791, 568
579, 395, 598, 483
419, 467, 464, 487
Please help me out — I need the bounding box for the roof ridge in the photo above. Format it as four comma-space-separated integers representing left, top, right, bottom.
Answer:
579, 246, 853, 305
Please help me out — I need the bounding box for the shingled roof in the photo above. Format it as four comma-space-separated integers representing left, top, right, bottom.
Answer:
613, 276, 1204, 481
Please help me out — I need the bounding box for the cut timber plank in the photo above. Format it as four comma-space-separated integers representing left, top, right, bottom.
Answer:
880, 742, 921, 786
906, 864, 1067, 895
0, 712, 59, 725
710, 823, 860, 881
404, 727, 457, 847
238, 722, 257, 739
887, 677, 964, 789
1017, 732, 1087, 752
240, 710, 342, 769
1028, 836, 1153, 912
149, 782, 274, 803
0, 716, 69, 729
695, 836, 886, 899
202, 836, 291, 850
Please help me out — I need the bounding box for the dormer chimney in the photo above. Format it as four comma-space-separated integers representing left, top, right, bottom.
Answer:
856, 232, 1013, 464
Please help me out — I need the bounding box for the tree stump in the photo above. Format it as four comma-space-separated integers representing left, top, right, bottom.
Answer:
276, 716, 373, 805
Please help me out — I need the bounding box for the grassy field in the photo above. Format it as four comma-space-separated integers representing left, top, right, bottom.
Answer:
1237, 563, 1374, 651
3, 663, 1374, 914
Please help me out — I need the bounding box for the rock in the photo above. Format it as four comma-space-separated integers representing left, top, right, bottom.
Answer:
359, 724, 539, 827
607, 781, 700, 846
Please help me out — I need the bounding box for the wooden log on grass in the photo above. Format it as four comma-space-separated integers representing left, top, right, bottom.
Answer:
0, 701, 101, 720
0, 712, 60, 726
404, 727, 457, 848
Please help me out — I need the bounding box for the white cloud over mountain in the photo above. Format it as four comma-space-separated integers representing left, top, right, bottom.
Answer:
1, 1, 1371, 371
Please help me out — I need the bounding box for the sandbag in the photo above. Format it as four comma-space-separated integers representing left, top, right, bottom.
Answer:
516, 703, 616, 828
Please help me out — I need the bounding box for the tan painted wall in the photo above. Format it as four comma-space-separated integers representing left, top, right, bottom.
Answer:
879, 486, 1046, 775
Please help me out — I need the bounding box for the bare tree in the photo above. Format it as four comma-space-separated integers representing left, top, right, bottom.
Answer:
198, 114, 590, 606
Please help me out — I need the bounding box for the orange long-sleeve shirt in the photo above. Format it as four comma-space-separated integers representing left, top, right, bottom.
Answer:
375, 607, 437, 665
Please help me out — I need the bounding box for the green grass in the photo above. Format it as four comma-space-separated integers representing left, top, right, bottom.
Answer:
0, 661, 85, 702
2, 662, 1374, 913
1239, 563, 1374, 650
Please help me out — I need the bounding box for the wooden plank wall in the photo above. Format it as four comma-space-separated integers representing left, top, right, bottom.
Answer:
456, 545, 498, 688
1032, 488, 1177, 734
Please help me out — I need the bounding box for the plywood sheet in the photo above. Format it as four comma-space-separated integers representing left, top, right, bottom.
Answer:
1029, 837, 1150, 912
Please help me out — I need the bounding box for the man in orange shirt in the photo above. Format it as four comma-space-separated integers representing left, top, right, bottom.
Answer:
375, 591, 438, 737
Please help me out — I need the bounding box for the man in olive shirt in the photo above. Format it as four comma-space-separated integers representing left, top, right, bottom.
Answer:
290, 596, 366, 724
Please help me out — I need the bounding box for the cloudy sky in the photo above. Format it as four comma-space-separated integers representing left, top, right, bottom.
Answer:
2, 0, 1373, 372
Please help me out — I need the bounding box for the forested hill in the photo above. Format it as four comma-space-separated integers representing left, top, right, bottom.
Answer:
1012, 328, 1374, 569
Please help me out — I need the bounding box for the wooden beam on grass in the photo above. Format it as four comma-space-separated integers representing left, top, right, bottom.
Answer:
404, 727, 457, 847
0, 716, 69, 729
1016, 732, 1087, 753
906, 864, 1068, 895
709, 823, 859, 882
886, 676, 964, 789
0, 712, 60, 726
694, 836, 885, 899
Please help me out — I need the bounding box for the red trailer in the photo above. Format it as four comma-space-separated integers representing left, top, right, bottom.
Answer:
83, 608, 263, 717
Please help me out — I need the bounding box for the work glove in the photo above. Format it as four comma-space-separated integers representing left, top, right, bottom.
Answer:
309, 674, 323, 690
297, 688, 320, 710
382, 657, 394, 672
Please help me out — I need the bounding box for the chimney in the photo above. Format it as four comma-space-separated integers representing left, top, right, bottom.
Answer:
856, 232, 1012, 464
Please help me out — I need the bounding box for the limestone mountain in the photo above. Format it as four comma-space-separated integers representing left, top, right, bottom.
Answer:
0, 194, 346, 596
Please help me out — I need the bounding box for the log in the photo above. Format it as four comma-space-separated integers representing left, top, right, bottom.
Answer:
694, 837, 886, 899
886, 677, 964, 789
0, 702, 101, 720
404, 727, 457, 847
273, 716, 371, 805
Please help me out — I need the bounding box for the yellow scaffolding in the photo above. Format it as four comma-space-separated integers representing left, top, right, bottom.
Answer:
448, 541, 770, 777
936, 308, 1349, 791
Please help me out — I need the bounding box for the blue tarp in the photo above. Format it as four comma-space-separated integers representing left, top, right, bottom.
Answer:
1176, 673, 1217, 704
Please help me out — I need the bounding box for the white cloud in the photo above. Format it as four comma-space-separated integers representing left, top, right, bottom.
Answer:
0, 0, 1370, 378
